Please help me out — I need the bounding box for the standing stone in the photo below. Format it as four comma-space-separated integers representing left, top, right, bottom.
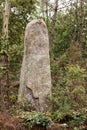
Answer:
18, 19, 51, 112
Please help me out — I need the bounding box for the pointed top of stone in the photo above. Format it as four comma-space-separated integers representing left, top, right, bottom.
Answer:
24, 19, 49, 56
26, 19, 46, 29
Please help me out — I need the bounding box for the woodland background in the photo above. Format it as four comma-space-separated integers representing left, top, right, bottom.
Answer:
0, 0, 87, 130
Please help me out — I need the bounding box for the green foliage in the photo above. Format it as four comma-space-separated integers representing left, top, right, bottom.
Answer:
0, 0, 38, 84
68, 108, 87, 130
66, 64, 87, 79
51, 110, 64, 122
50, 2, 87, 59
51, 13, 71, 58
20, 111, 52, 129
0, 1, 87, 130
52, 62, 87, 111
51, 108, 87, 129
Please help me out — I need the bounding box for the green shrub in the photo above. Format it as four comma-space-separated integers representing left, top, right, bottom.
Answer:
51, 108, 87, 130
68, 108, 87, 129
20, 111, 52, 129
52, 64, 87, 111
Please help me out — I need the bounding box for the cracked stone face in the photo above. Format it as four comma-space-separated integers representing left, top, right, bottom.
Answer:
18, 19, 51, 112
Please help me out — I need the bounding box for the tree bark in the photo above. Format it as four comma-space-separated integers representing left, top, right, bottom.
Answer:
1, 0, 10, 111
49, 0, 59, 47
79, 0, 84, 47
45, 0, 48, 26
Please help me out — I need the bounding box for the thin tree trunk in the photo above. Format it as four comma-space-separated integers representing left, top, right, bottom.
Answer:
40, 0, 45, 17
45, 0, 48, 26
75, 0, 79, 41
79, 0, 84, 47
49, 0, 59, 47
1, 0, 10, 111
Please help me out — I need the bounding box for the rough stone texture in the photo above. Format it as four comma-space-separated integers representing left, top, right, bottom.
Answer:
18, 19, 51, 112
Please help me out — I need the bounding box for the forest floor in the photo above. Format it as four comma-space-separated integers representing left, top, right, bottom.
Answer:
0, 111, 87, 130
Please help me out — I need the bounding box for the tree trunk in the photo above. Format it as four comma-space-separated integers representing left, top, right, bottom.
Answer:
1, 0, 10, 111
45, 0, 48, 26
79, 0, 84, 47
49, 0, 59, 47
